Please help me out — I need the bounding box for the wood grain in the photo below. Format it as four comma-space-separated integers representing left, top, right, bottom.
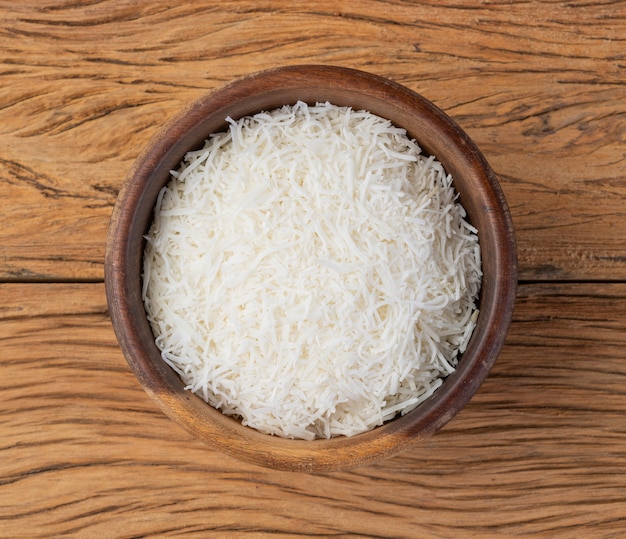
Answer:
1, 0, 625, 280
2, 0, 626, 536
1, 282, 625, 537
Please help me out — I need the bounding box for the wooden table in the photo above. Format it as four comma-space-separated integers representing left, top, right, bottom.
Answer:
1, 1, 625, 537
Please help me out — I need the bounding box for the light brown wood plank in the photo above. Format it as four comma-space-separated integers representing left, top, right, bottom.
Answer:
1, 1, 625, 280
1, 282, 625, 537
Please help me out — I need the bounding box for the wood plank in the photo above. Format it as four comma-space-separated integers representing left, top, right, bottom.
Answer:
1, 1, 625, 281
1, 282, 625, 537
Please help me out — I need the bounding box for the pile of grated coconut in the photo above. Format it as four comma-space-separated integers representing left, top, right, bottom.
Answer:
142, 101, 482, 440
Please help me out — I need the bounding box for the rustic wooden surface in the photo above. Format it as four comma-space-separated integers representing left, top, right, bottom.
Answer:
1, 1, 625, 537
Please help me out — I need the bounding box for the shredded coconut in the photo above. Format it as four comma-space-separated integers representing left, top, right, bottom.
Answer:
142, 101, 482, 440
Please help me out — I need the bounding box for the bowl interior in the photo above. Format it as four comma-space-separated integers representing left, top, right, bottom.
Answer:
105, 65, 517, 472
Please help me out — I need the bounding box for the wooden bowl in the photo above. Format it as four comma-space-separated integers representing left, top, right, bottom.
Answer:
105, 65, 517, 472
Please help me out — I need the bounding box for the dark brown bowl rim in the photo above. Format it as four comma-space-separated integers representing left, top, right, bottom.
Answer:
105, 65, 517, 472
